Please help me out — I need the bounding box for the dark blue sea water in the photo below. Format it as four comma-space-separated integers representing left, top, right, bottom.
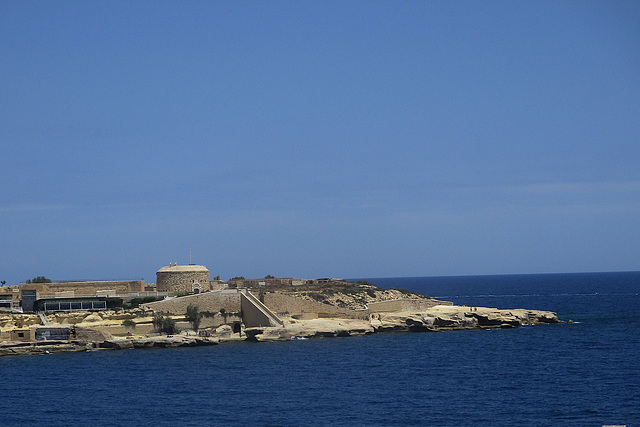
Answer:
1, 272, 639, 426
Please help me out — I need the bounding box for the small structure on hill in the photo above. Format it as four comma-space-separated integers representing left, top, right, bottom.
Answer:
227, 277, 306, 288
0, 292, 15, 310
156, 263, 210, 293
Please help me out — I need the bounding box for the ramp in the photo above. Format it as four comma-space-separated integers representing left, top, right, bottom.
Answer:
240, 290, 283, 327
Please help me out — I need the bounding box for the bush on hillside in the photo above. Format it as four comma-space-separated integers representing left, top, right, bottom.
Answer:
125, 296, 163, 309
185, 304, 203, 331
122, 319, 136, 329
152, 313, 179, 335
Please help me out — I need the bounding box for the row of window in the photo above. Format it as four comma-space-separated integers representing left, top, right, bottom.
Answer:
43, 301, 107, 311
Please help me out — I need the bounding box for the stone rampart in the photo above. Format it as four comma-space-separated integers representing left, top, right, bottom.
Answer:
241, 293, 273, 327
261, 292, 369, 320
141, 291, 240, 315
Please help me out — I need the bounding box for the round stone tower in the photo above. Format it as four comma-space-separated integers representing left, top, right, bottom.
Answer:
156, 264, 210, 293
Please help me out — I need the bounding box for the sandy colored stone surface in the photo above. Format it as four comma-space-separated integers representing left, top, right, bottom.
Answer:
0, 304, 559, 356
244, 318, 376, 342
371, 305, 559, 332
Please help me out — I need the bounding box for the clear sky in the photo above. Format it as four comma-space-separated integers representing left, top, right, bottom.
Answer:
2, 1, 639, 285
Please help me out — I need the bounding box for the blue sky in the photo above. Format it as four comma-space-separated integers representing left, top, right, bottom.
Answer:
2, 1, 639, 284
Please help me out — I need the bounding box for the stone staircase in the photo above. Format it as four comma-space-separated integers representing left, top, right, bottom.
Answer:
240, 289, 283, 327
37, 312, 49, 326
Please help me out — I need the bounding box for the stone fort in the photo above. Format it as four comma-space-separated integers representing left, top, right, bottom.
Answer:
156, 263, 211, 293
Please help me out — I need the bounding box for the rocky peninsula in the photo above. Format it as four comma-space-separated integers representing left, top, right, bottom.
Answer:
244, 304, 559, 341
0, 280, 560, 357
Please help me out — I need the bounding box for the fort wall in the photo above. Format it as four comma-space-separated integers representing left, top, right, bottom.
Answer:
261, 292, 369, 320
140, 291, 240, 315
241, 293, 274, 327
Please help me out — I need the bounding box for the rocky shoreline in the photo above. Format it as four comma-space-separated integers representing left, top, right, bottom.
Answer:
0, 335, 220, 357
245, 305, 560, 341
0, 305, 560, 357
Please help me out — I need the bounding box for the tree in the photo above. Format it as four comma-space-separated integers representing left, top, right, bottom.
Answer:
185, 304, 203, 332
219, 308, 227, 323
152, 312, 164, 331
162, 317, 178, 335
0, 281, 5, 286
26, 276, 52, 284
125, 296, 162, 309
230, 276, 245, 281
152, 313, 179, 335
122, 319, 136, 329
264, 275, 275, 279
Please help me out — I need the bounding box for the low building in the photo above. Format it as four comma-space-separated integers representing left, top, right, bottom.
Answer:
209, 279, 228, 291
21, 289, 37, 312
227, 277, 306, 288
9, 329, 36, 342
0, 292, 14, 310
20, 280, 144, 299
36, 327, 71, 341
0, 286, 21, 308
33, 297, 123, 313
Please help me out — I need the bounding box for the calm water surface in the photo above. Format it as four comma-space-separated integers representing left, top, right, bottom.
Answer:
1, 272, 639, 426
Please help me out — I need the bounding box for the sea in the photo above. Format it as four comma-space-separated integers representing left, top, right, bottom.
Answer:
0, 271, 638, 427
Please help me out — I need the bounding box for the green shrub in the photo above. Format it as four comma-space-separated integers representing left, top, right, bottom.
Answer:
162, 317, 178, 335
307, 292, 326, 302
26, 276, 52, 284
185, 304, 203, 331
124, 296, 163, 309
152, 313, 179, 335
122, 319, 136, 329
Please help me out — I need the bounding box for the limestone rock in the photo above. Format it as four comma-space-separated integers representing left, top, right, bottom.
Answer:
245, 318, 375, 342
129, 335, 219, 349
371, 305, 558, 332
100, 339, 134, 350
215, 325, 233, 336
75, 326, 113, 342
82, 313, 103, 323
